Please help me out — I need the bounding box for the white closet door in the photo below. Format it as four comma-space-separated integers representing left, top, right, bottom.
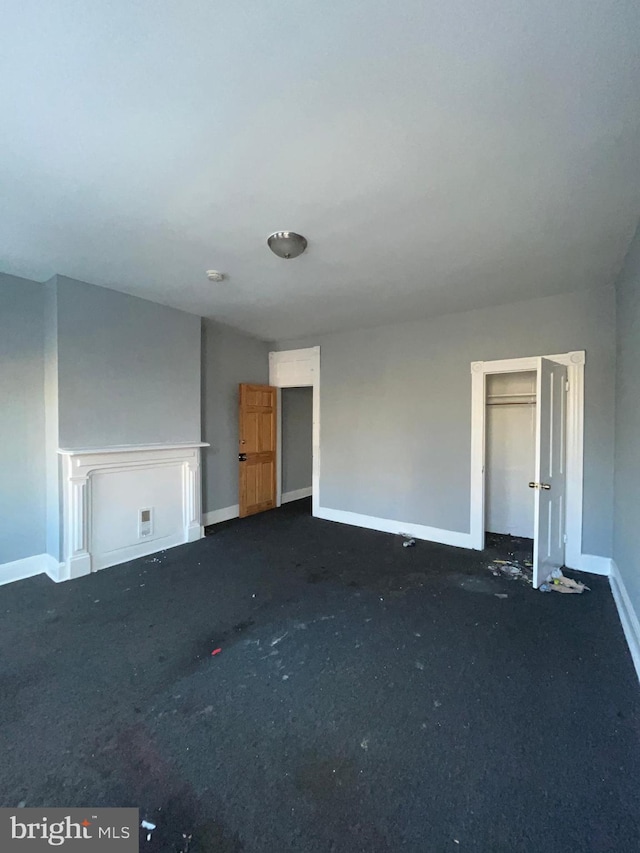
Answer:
532, 358, 567, 588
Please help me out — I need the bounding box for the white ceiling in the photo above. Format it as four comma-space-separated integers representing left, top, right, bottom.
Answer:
2, 1, 639, 341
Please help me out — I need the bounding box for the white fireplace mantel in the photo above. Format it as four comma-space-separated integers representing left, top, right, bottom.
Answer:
58, 442, 210, 457
57, 442, 209, 581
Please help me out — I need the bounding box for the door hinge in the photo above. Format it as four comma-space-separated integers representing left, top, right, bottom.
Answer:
565, 379, 570, 392
563, 533, 568, 544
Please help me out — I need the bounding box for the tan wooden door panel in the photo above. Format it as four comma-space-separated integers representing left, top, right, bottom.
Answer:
239, 383, 277, 517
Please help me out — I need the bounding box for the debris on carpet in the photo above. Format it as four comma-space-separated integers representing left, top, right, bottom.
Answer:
141, 820, 156, 842
539, 569, 590, 594
488, 559, 532, 584
488, 559, 590, 594
179, 832, 193, 853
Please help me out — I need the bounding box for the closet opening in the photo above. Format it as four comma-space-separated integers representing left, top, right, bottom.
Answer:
485, 370, 537, 565
280, 386, 313, 512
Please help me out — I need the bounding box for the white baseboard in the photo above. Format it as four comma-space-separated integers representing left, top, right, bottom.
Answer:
202, 504, 240, 526
0, 554, 46, 586
282, 487, 312, 504
610, 560, 640, 683
0, 553, 64, 586
10, 532, 206, 584
203, 491, 311, 523
187, 523, 204, 543
315, 506, 473, 549
569, 554, 612, 576
43, 554, 65, 583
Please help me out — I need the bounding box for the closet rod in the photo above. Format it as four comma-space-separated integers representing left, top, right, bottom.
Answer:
486, 401, 536, 407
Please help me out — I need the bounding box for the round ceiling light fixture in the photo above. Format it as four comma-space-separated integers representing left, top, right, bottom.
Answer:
206, 270, 224, 282
267, 231, 307, 259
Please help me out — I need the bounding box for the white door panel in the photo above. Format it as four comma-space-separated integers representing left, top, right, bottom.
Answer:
532, 358, 567, 588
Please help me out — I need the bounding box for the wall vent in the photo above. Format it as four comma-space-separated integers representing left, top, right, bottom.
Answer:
139, 508, 153, 537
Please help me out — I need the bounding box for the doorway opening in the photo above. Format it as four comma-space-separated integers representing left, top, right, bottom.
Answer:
470, 352, 585, 588
238, 348, 320, 520
485, 370, 536, 568
269, 346, 320, 517
280, 387, 313, 511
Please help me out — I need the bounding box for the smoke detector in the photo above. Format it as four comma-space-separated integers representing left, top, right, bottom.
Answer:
206, 270, 224, 282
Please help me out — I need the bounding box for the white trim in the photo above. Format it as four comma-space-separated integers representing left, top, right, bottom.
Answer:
44, 554, 64, 583
202, 504, 240, 526
576, 554, 612, 576
610, 560, 640, 683
203, 489, 312, 522
315, 506, 473, 549
313, 371, 320, 517
275, 388, 283, 507
58, 442, 209, 456
470, 351, 585, 564
0, 554, 48, 586
269, 346, 320, 517
0, 553, 64, 586
282, 487, 312, 504
563, 355, 586, 571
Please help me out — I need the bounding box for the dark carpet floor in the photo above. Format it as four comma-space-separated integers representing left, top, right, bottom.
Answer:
1, 499, 639, 852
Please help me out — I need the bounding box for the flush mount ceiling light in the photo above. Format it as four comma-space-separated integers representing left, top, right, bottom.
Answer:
206, 270, 224, 282
267, 231, 307, 259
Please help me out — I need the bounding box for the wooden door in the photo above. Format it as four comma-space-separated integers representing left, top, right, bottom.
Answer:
532, 358, 567, 588
239, 383, 277, 517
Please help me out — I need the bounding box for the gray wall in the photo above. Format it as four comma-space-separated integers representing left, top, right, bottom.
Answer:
276, 286, 617, 558
613, 224, 640, 614
201, 319, 269, 513
1, 272, 203, 566
0, 274, 46, 563
55, 276, 201, 448
282, 387, 313, 494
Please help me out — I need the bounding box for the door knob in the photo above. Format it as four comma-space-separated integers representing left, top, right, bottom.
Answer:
528, 482, 538, 489
239, 453, 247, 462
541, 483, 551, 490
